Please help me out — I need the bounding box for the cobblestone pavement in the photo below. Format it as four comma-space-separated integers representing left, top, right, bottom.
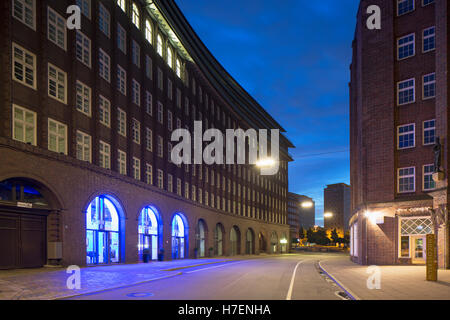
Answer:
320, 256, 450, 300
0, 259, 228, 300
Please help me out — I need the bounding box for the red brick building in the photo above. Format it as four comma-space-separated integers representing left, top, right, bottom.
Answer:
0, 0, 293, 269
350, 0, 449, 268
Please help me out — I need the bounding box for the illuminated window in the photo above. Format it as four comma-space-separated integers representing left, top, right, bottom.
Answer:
138, 207, 159, 260
117, 0, 126, 12
176, 59, 181, 78
118, 150, 127, 175
145, 164, 153, 185
86, 196, 120, 264
132, 3, 140, 28
76, 130, 91, 162
48, 118, 67, 154
157, 34, 163, 56
99, 95, 111, 127
99, 141, 111, 169
172, 214, 187, 259
157, 169, 163, 189
133, 157, 140, 180
12, 43, 36, 89
117, 108, 126, 137
145, 20, 152, 44
145, 128, 152, 151
12, 104, 36, 146
48, 63, 67, 104
76, 80, 91, 116
168, 174, 173, 192
157, 135, 163, 158
132, 118, 140, 144
167, 46, 173, 68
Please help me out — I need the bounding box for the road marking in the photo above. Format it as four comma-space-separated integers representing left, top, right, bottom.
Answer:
286, 260, 304, 300
185, 261, 247, 274
318, 260, 360, 300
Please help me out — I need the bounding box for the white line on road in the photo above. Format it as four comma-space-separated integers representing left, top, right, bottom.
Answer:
286, 260, 304, 300
185, 261, 247, 274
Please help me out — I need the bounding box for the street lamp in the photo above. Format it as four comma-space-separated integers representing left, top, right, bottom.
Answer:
255, 158, 276, 168
301, 201, 313, 208
324, 212, 333, 219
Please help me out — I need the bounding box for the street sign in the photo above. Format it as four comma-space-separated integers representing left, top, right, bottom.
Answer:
426, 234, 437, 281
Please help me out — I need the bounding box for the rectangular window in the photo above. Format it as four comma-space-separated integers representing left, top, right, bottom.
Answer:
168, 110, 173, 131
157, 102, 164, 124
76, 31, 91, 68
145, 128, 153, 151
13, 0, 36, 29
422, 0, 434, 5
423, 73, 435, 99
117, 23, 126, 54
177, 178, 182, 196
146, 55, 153, 79
185, 183, 189, 199
423, 119, 435, 145
397, 0, 414, 16
185, 98, 189, 115
98, 3, 110, 37
12, 43, 36, 89
117, 65, 127, 96
99, 49, 111, 82
205, 191, 209, 206
99, 95, 111, 127
157, 68, 163, 90
48, 7, 66, 50
397, 33, 414, 60
48, 63, 67, 104
398, 123, 415, 149
198, 188, 203, 204
400, 236, 410, 258
99, 141, 111, 169
76, 130, 91, 162
192, 186, 196, 202
423, 164, 436, 191
168, 79, 173, 100
12, 104, 36, 145
157, 169, 164, 189
176, 89, 182, 108
168, 174, 173, 192
423, 26, 435, 52
118, 150, 127, 175
133, 157, 141, 180
117, 0, 126, 12
132, 118, 140, 144
132, 79, 141, 106
48, 118, 67, 154
397, 78, 415, 105
132, 40, 140, 67
167, 142, 173, 162
157, 136, 163, 158
118, 108, 126, 137
76, 0, 90, 18
145, 91, 152, 115
398, 167, 415, 193
76, 80, 91, 116
146, 164, 153, 185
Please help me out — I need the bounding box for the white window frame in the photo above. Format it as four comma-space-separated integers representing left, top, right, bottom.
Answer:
423, 164, 436, 191
397, 33, 415, 60
133, 157, 141, 180
117, 0, 126, 12
423, 119, 436, 146
76, 130, 92, 163
146, 128, 153, 151
48, 63, 67, 104
117, 65, 127, 96
132, 79, 141, 106
132, 3, 140, 28
47, 6, 67, 51
157, 102, 164, 124
132, 118, 141, 145
76, 31, 92, 68
168, 174, 173, 192
397, 0, 415, 16
145, 20, 152, 44
146, 163, 153, 185
398, 167, 416, 194
48, 118, 67, 155
76, 0, 91, 19
423, 26, 435, 53
118, 150, 127, 175
12, 104, 36, 146
99, 49, 111, 82
397, 78, 415, 106
98, 2, 110, 38
76, 80, 91, 116
397, 123, 415, 150
157, 169, 164, 189
99, 140, 111, 169
99, 95, 111, 127
422, 73, 435, 100
117, 23, 127, 54
132, 39, 140, 68
118, 108, 127, 137
12, 43, 36, 89
145, 91, 152, 115
13, 0, 36, 30
157, 135, 163, 158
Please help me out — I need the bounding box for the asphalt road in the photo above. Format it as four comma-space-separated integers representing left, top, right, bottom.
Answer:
67, 253, 348, 300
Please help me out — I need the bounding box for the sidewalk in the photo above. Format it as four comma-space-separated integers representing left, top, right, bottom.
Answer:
0, 259, 228, 300
320, 256, 450, 300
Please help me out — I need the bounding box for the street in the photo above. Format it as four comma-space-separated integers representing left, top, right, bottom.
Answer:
67, 254, 346, 300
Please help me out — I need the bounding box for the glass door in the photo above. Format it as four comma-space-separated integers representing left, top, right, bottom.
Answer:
98, 231, 108, 264
412, 236, 426, 264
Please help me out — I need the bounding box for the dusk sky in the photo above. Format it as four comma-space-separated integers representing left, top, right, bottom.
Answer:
177, 0, 360, 226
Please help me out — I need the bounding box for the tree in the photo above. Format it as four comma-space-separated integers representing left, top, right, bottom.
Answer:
331, 229, 340, 245
306, 228, 314, 243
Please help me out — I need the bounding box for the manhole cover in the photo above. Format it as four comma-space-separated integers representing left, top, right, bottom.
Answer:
126, 292, 154, 298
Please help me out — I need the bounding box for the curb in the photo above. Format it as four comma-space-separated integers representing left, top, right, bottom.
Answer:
318, 260, 361, 301
162, 259, 230, 271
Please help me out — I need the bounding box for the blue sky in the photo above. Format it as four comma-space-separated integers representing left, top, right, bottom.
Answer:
177, 0, 359, 226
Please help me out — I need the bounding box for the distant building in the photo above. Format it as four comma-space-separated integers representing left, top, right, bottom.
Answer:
287, 193, 315, 246
324, 184, 351, 233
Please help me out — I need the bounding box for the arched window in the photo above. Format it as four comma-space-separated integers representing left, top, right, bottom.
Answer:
132, 3, 140, 28
230, 226, 240, 255
196, 220, 207, 257
138, 206, 160, 261
167, 46, 173, 68
117, 0, 126, 12
172, 213, 187, 259
270, 231, 278, 254
215, 223, 224, 256
145, 20, 152, 44
176, 59, 181, 78
86, 196, 121, 264
157, 34, 163, 56
246, 229, 254, 254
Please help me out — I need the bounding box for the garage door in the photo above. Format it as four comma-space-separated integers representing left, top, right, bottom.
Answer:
0, 212, 46, 269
